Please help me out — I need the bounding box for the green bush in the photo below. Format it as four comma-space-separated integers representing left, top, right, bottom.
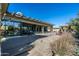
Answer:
0, 36, 3, 44
75, 47, 79, 56
68, 17, 79, 38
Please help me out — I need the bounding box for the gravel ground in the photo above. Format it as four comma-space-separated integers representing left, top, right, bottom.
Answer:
28, 32, 60, 56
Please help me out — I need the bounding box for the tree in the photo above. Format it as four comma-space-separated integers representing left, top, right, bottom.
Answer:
8, 25, 14, 31
7, 26, 14, 36
68, 14, 79, 38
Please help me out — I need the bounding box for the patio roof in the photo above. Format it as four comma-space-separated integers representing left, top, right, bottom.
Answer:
1, 3, 53, 27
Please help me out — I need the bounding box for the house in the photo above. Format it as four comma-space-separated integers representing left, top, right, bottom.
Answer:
1, 3, 53, 36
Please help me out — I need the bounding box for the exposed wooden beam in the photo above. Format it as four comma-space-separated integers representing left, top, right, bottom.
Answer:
1, 3, 53, 27
5, 13, 52, 26
2, 3, 9, 18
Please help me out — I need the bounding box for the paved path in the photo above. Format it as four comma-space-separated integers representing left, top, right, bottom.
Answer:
1, 33, 49, 56
1, 32, 58, 56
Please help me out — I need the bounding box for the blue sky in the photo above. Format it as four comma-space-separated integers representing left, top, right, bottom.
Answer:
8, 3, 79, 27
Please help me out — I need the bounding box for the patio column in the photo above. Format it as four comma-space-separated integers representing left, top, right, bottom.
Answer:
35, 25, 38, 32
42, 26, 44, 33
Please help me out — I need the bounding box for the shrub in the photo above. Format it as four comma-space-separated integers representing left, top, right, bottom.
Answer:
50, 32, 76, 56
0, 36, 3, 44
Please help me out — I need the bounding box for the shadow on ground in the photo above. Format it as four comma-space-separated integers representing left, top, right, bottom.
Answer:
1, 35, 47, 56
